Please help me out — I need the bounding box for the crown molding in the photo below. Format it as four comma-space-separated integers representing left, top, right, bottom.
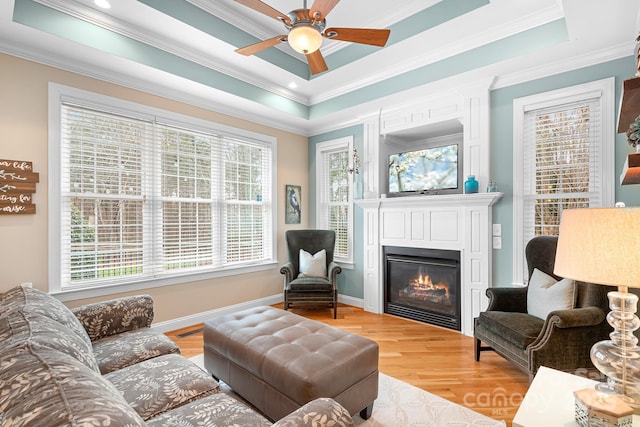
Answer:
308, 3, 565, 105
0, 37, 312, 136
36, 0, 311, 105
492, 41, 634, 89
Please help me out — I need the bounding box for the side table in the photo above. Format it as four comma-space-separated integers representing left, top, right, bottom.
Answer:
513, 366, 639, 426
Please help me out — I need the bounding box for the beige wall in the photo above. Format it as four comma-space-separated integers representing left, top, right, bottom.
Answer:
0, 53, 309, 323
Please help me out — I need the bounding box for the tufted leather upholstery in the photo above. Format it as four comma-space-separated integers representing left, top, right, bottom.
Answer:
203, 306, 379, 421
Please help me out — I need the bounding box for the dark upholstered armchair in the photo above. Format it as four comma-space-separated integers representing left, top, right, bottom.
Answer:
280, 229, 342, 318
474, 236, 610, 379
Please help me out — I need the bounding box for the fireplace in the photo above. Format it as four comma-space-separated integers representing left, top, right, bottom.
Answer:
383, 246, 461, 331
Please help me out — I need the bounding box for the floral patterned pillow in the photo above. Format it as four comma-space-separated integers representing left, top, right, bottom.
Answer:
0, 346, 146, 427
0, 285, 92, 350
0, 310, 100, 373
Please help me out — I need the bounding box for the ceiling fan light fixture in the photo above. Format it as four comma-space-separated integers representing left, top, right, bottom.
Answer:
288, 25, 322, 54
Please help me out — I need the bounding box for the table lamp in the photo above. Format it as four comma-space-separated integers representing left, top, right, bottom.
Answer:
554, 207, 640, 410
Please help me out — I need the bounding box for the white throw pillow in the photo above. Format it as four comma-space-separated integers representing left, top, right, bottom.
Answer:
298, 249, 327, 278
527, 268, 576, 320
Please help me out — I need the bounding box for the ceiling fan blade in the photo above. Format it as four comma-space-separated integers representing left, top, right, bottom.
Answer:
324, 27, 391, 47
234, 0, 290, 24
310, 0, 340, 20
236, 36, 287, 56
306, 50, 328, 75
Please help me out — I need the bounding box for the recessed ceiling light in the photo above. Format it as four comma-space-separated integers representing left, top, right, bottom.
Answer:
288, 82, 297, 89
94, 0, 111, 9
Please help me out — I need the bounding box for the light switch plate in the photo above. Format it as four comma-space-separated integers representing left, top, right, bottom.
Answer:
493, 236, 502, 249
492, 224, 502, 237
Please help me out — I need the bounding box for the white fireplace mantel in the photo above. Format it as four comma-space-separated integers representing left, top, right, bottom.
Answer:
356, 193, 502, 336
356, 193, 503, 209
354, 80, 497, 337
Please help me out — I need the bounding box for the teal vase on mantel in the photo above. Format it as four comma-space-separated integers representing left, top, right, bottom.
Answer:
464, 176, 479, 194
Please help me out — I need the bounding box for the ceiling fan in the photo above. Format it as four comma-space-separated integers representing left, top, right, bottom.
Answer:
234, 0, 391, 75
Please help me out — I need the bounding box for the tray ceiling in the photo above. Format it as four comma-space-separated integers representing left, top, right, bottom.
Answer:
1, 0, 639, 135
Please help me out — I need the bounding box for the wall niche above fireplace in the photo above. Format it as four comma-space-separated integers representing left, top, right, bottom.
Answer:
382, 119, 464, 198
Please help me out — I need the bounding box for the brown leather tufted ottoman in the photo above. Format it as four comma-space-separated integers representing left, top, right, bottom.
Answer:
203, 306, 379, 421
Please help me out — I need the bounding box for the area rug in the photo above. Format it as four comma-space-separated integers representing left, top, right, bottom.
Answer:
189, 354, 505, 426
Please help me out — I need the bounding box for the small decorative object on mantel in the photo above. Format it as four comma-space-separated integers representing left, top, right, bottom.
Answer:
464, 175, 478, 194
0, 159, 38, 215
574, 388, 633, 427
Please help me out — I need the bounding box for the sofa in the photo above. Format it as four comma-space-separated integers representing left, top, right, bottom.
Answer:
0, 285, 354, 427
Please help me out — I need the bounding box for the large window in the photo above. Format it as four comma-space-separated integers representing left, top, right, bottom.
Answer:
49, 84, 276, 298
316, 136, 355, 265
512, 78, 614, 285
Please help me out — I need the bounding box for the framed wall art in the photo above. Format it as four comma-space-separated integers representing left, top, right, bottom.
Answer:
285, 184, 301, 224
0, 159, 39, 214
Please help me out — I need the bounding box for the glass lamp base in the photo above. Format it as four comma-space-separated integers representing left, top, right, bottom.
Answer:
591, 289, 640, 412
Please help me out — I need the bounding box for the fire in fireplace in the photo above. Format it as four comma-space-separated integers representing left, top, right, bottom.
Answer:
384, 246, 461, 331
399, 272, 450, 305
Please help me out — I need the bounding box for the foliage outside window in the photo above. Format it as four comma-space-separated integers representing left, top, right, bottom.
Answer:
316, 136, 354, 264
524, 103, 595, 238
513, 78, 614, 285
50, 85, 276, 297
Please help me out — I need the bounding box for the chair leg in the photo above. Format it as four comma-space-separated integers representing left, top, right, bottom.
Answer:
475, 338, 494, 361
333, 302, 337, 319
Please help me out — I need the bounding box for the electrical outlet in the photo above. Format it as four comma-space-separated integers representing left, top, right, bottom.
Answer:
492, 236, 502, 249
492, 224, 502, 237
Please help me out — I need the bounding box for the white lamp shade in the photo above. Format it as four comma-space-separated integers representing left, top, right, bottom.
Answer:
288, 25, 322, 54
554, 207, 640, 288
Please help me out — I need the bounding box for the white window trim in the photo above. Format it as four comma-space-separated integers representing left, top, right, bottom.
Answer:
315, 136, 355, 268
512, 77, 615, 286
48, 83, 278, 301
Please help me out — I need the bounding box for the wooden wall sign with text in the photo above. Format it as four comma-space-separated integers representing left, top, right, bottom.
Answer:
0, 160, 38, 214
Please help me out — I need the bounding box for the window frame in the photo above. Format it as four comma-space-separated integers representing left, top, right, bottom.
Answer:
512, 78, 615, 286
48, 83, 278, 301
315, 136, 355, 267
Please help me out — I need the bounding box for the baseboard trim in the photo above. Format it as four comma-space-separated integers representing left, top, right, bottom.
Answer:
338, 294, 363, 308
152, 292, 364, 332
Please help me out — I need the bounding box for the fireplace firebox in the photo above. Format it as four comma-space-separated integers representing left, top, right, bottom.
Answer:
383, 246, 461, 331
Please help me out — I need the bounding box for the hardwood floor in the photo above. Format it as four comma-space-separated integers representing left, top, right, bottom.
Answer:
165, 304, 529, 424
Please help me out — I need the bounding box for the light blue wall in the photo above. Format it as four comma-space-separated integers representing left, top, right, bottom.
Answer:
310, 56, 640, 300
491, 55, 640, 287
309, 125, 365, 299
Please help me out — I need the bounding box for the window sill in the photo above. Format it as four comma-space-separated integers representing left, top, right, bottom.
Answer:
51, 261, 279, 302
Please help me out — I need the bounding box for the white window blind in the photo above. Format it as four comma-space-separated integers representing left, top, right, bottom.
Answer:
323, 149, 350, 258
219, 134, 272, 264
512, 78, 614, 286
522, 98, 600, 241
316, 136, 354, 264
62, 104, 151, 284
55, 90, 275, 294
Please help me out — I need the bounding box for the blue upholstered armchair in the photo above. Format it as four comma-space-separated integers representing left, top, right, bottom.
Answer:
280, 229, 342, 318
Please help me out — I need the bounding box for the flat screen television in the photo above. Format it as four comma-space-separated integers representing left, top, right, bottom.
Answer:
388, 143, 460, 195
